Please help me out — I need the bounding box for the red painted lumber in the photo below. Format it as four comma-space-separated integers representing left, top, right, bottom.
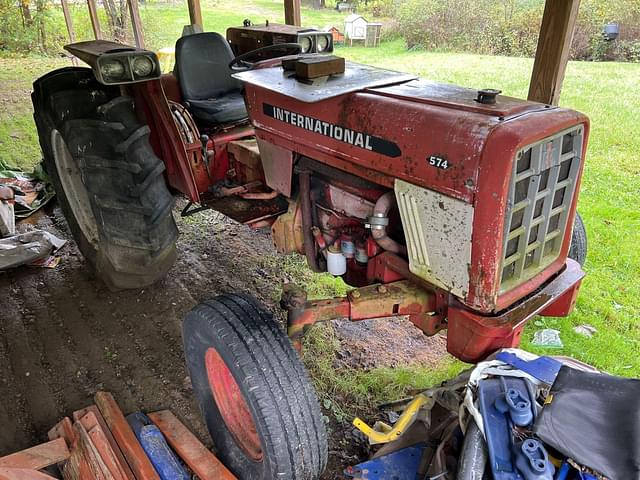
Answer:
79, 411, 130, 480
94, 392, 160, 480
0, 438, 69, 471
0, 468, 59, 480
148, 410, 237, 480
48, 417, 75, 445
73, 406, 135, 480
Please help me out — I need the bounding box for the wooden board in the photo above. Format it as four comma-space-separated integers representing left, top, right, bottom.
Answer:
295, 56, 345, 80
148, 410, 236, 480
72, 406, 135, 480
0, 439, 69, 471
0, 468, 58, 480
94, 392, 160, 480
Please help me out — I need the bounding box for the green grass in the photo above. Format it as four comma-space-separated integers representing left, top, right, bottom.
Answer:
0, 57, 69, 170
1, 5, 638, 419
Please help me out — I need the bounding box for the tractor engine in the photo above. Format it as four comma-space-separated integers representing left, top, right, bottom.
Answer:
235, 62, 588, 361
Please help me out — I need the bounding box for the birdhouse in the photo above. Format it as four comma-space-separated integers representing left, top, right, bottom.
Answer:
344, 14, 368, 45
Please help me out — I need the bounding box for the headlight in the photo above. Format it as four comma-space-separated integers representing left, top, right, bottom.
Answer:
100, 59, 125, 80
132, 56, 155, 77
299, 36, 313, 53
317, 34, 330, 52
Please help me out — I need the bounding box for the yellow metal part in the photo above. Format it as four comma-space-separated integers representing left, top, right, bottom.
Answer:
352, 393, 431, 445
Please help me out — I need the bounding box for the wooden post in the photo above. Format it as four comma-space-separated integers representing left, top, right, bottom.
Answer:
127, 0, 145, 48
187, 0, 203, 29
60, 0, 75, 43
284, 0, 301, 26
86, 0, 102, 40
528, 0, 580, 105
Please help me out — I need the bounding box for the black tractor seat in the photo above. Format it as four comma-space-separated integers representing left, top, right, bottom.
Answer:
174, 32, 248, 126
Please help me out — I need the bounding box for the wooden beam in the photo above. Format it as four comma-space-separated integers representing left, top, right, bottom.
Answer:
60, 0, 75, 43
94, 392, 160, 480
0, 438, 70, 470
86, 0, 102, 40
127, 0, 145, 48
284, 0, 301, 26
148, 411, 236, 480
186, 0, 203, 29
528, 0, 580, 105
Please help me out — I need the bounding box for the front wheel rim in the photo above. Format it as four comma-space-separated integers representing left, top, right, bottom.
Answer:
204, 347, 264, 462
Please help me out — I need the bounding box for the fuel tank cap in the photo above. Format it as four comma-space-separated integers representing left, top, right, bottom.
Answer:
476, 88, 502, 104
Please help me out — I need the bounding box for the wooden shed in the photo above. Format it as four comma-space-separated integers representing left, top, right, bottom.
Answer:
344, 14, 368, 45
324, 26, 345, 44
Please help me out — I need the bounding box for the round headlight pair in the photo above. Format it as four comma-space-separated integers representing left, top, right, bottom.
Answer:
298, 34, 331, 54
100, 56, 155, 81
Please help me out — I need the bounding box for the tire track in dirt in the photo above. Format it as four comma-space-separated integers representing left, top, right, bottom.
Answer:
0, 278, 62, 450
0, 285, 37, 453
12, 276, 70, 416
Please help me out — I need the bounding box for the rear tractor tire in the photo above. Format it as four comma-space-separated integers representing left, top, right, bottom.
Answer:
32, 67, 178, 289
183, 293, 328, 480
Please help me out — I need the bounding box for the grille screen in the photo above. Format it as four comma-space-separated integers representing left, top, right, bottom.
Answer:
500, 126, 583, 293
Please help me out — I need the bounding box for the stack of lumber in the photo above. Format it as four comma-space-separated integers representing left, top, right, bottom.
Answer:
0, 392, 236, 480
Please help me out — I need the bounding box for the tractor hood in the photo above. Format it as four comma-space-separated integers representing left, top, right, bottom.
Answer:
233, 61, 416, 103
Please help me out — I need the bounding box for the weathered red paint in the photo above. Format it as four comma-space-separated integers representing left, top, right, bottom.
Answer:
243, 81, 589, 314
284, 280, 438, 346
148, 410, 237, 480
446, 258, 584, 362
131, 59, 589, 363
204, 348, 263, 462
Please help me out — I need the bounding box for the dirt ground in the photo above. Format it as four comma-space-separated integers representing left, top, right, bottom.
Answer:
0, 199, 447, 478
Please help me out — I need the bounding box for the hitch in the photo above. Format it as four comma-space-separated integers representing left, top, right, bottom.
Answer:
281, 280, 446, 350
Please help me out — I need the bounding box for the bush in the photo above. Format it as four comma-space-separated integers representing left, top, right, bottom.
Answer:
393, 0, 640, 62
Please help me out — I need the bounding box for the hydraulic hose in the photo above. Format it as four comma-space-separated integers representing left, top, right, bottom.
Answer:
370, 192, 407, 256
456, 420, 488, 480
299, 170, 323, 273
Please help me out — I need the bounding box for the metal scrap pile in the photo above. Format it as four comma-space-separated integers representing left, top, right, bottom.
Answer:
347, 349, 640, 480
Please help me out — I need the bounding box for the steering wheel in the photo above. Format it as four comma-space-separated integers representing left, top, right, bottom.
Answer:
229, 43, 302, 71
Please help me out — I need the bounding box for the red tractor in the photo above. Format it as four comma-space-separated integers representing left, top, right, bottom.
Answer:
31, 25, 588, 480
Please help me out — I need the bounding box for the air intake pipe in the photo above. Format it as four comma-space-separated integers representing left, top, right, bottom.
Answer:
368, 192, 407, 256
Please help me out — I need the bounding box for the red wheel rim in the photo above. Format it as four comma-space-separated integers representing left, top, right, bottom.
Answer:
205, 347, 263, 462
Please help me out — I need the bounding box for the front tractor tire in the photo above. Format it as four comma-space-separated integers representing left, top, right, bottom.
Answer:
183, 294, 328, 480
32, 67, 177, 289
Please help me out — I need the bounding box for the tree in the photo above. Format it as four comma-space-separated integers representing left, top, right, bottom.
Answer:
104, 0, 130, 43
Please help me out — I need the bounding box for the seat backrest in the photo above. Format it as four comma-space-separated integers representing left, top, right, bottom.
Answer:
175, 32, 242, 101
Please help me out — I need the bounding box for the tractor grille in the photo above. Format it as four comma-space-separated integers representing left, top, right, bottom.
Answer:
500, 126, 584, 293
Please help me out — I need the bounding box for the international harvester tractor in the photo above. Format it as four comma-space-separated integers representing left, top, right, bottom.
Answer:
31, 23, 588, 480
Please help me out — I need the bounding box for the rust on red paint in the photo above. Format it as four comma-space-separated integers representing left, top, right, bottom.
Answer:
244, 80, 589, 314
446, 258, 585, 362
205, 348, 263, 462
285, 280, 438, 344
